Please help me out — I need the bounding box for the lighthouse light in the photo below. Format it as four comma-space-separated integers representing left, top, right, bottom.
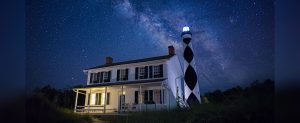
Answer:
183, 26, 190, 32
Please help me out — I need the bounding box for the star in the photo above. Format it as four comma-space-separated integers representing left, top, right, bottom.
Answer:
27, 0, 275, 92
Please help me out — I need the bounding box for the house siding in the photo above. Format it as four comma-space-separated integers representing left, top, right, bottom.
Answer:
75, 55, 183, 113
86, 59, 168, 86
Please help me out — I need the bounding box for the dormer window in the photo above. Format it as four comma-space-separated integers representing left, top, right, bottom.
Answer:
117, 69, 129, 81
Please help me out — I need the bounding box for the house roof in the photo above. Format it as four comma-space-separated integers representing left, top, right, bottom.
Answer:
85, 54, 174, 70
74, 78, 166, 89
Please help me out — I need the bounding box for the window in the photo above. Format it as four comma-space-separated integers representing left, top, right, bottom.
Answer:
90, 93, 101, 105
103, 72, 108, 81
151, 64, 163, 78
153, 65, 160, 78
90, 93, 109, 105
135, 66, 148, 80
139, 67, 145, 79
95, 93, 101, 105
92, 72, 100, 83
117, 69, 128, 81
103, 71, 111, 82
144, 90, 154, 104
148, 64, 164, 79
120, 69, 126, 80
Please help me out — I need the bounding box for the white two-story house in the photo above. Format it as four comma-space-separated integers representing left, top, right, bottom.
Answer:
73, 46, 184, 114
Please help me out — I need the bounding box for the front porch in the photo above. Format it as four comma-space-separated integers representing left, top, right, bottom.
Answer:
73, 81, 172, 114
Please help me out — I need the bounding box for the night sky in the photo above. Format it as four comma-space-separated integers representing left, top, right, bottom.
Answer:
26, 0, 274, 92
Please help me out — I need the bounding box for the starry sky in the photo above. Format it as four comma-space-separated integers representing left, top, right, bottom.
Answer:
26, 0, 274, 92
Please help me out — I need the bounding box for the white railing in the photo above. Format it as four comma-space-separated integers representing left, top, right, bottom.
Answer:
75, 104, 167, 113
75, 105, 117, 113
124, 104, 168, 112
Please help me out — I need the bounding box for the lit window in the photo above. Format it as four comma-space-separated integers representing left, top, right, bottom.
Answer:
183, 26, 190, 32
90, 93, 96, 105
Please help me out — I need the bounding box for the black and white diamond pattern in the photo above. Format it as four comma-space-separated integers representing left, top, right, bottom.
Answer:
182, 35, 201, 107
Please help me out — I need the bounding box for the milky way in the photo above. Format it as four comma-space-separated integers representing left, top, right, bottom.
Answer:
27, 0, 274, 92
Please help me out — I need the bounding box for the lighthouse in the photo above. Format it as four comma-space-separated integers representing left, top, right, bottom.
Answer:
181, 26, 201, 107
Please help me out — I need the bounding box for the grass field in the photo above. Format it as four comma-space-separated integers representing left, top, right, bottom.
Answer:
25, 79, 274, 123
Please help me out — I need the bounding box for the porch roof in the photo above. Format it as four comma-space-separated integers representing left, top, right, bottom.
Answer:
74, 78, 166, 89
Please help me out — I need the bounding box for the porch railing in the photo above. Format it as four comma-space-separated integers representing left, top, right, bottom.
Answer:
124, 104, 168, 112
75, 104, 167, 113
75, 105, 117, 113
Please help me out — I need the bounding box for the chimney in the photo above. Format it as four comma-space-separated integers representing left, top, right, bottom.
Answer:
105, 56, 113, 64
168, 45, 175, 55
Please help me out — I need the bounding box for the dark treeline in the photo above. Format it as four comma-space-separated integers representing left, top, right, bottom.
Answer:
32, 85, 85, 109
26, 85, 92, 123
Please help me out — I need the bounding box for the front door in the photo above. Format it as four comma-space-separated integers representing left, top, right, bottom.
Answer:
119, 95, 125, 112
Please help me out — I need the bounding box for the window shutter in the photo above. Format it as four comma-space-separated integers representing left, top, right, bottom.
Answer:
100, 72, 104, 82
90, 73, 93, 84
149, 90, 153, 102
149, 66, 153, 78
134, 91, 139, 104
108, 71, 111, 82
159, 64, 163, 77
135, 67, 138, 80
106, 93, 110, 105
125, 68, 129, 80
94, 74, 98, 82
144, 90, 148, 103
117, 70, 120, 81
144, 66, 148, 79
159, 90, 162, 104
96, 93, 101, 105
87, 93, 90, 105
99, 93, 102, 105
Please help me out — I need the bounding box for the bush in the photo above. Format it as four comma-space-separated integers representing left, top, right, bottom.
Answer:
26, 94, 92, 123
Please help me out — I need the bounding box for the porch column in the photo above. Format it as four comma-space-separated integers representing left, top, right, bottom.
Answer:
139, 84, 142, 111
160, 83, 163, 104
104, 87, 107, 114
88, 88, 91, 113
74, 89, 78, 113
121, 85, 124, 94
167, 86, 170, 110
121, 85, 124, 113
